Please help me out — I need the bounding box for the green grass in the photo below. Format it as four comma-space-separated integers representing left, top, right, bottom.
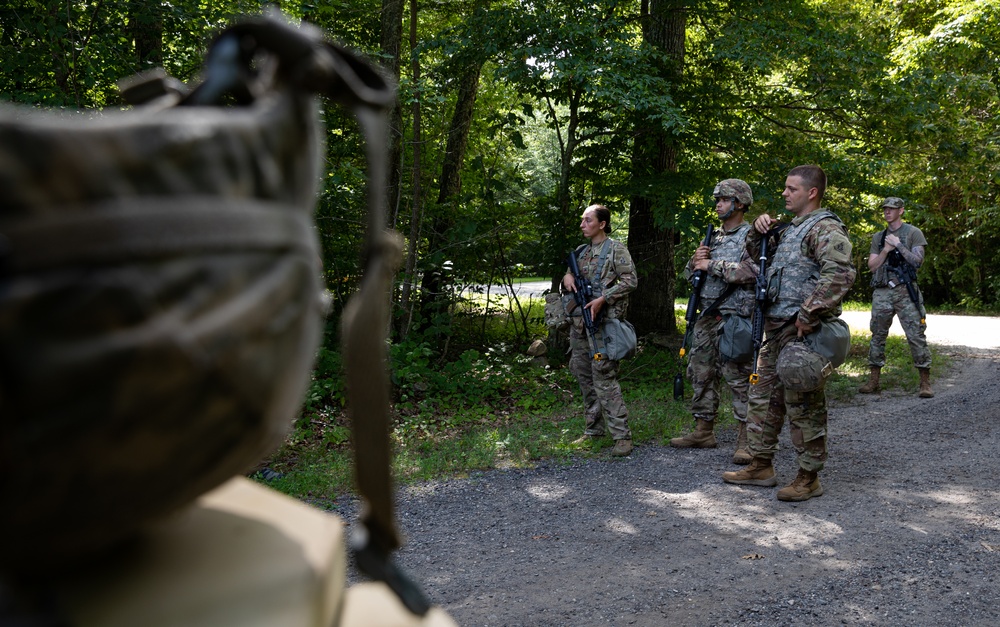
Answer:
255, 313, 946, 504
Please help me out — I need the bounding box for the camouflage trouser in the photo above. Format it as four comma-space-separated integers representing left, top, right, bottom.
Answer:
868, 286, 931, 369
569, 329, 631, 440
746, 324, 828, 472
687, 315, 751, 423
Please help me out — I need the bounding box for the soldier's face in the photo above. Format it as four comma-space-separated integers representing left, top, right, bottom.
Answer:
714, 197, 735, 216
580, 210, 605, 238
883, 206, 903, 223
782, 175, 814, 215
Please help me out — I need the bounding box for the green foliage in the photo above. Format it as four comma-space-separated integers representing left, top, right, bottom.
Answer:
259, 318, 948, 502
302, 343, 346, 414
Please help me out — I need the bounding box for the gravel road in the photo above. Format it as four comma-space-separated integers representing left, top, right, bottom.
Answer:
344, 317, 1000, 626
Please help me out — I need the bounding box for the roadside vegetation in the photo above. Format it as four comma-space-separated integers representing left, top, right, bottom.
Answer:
255, 298, 949, 507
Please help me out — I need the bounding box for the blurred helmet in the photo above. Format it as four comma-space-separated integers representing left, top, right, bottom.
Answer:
881, 197, 904, 209
713, 179, 753, 207
777, 341, 833, 392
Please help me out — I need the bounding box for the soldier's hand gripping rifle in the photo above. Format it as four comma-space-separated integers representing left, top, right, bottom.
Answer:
567, 250, 604, 361
673, 224, 714, 400
887, 249, 925, 325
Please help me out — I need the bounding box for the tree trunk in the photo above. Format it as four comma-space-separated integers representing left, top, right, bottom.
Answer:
627, 0, 686, 336
417, 62, 484, 321
380, 0, 405, 228
129, 0, 162, 70
398, 0, 423, 338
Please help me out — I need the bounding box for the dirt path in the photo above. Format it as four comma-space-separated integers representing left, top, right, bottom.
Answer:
346, 324, 1000, 626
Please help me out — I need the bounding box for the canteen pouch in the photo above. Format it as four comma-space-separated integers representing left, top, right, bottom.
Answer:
599, 318, 637, 361
719, 313, 754, 363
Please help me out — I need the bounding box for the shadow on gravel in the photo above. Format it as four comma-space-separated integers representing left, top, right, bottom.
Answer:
372, 356, 1000, 625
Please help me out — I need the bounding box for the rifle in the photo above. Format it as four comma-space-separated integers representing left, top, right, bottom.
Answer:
883, 232, 926, 325
567, 248, 604, 361
674, 224, 714, 400
748, 224, 789, 385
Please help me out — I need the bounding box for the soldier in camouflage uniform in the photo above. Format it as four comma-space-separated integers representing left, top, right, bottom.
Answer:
672, 179, 758, 464
858, 197, 933, 397
561, 204, 638, 457
722, 165, 856, 502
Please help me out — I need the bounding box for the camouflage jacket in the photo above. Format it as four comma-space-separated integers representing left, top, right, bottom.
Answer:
685, 221, 755, 317
569, 238, 637, 320
747, 209, 856, 328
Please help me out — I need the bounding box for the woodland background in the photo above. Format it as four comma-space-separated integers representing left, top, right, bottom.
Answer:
4, 1, 998, 333
2, 2, 998, 452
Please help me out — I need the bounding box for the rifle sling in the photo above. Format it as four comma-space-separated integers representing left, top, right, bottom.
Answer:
698, 283, 739, 320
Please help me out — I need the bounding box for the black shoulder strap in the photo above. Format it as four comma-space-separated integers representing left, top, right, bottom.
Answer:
699, 283, 738, 319
879, 228, 888, 251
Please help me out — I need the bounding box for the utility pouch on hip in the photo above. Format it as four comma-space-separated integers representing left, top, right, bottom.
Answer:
599, 318, 637, 361
719, 313, 754, 363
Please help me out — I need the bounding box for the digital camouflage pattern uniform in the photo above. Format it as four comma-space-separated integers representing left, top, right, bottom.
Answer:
868, 223, 930, 369
745, 210, 856, 472
686, 222, 757, 424
568, 239, 637, 440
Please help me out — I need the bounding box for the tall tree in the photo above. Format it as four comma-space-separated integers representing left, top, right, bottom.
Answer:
129, 0, 162, 70
627, 0, 686, 335
398, 0, 425, 336
380, 0, 406, 227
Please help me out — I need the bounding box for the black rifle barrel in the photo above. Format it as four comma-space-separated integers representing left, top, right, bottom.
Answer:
680, 224, 715, 358
567, 249, 604, 361
749, 224, 789, 384
889, 250, 925, 324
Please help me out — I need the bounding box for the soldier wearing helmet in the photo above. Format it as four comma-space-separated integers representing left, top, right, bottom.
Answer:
722, 165, 856, 502
673, 178, 758, 463
858, 197, 933, 398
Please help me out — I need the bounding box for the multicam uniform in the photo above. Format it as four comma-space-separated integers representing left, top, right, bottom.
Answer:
568, 239, 637, 441
867, 224, 930, 369
745, 210, 856, 472
686, 222, 757, 425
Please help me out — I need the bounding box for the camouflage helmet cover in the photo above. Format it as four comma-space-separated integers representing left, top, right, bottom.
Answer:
777, 341, 834, 392
713, 179, 753, 207
881, 197, 904, 209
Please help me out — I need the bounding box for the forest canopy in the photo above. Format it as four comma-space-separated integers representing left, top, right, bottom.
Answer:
3, 0, 998, 344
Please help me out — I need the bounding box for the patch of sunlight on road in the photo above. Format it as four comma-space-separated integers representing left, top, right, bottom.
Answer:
923, 488, 976, 505
636, 487, 844, 551
605, 517, 639, 535
526, 482, 571, 501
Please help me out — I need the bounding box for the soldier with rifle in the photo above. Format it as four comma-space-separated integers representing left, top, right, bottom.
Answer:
859, 197, 934, 398
561, 204, 638, 457
721, 165, 856, 502
671, 180, 758, 464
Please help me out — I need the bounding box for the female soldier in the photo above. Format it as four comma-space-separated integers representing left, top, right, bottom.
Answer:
561, 204, 638, 456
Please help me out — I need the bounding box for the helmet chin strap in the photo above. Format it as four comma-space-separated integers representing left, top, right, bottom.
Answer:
719, 197, 739, 221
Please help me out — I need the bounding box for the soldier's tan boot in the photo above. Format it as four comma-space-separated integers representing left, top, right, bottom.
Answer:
611, 439, 633, 457
858, 366, 881, 394
918, 367, 934, 398
721, 457, 777, 487
732, 422, 752, 465
669, 418, 717, 449
777, 468, 823, 502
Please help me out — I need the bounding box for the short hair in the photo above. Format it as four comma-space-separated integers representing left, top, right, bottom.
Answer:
585, 204, 613, 234
787, 165, 827, 201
